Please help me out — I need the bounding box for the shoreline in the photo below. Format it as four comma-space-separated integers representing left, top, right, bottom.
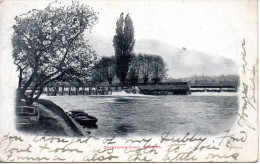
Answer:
17, 99, 89, 137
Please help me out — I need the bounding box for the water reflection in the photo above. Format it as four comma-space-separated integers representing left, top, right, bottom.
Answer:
115, 124, 136, 136
47, 94, 239, 137
84, 124, 98, 129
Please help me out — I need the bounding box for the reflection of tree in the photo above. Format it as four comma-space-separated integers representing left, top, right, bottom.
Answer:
92, 56, 116, 85
12, 2, 98, 105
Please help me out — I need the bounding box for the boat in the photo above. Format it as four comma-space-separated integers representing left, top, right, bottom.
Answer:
66, 110, 98, 126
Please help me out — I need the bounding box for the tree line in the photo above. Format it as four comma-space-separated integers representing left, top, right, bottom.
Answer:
92, 13, 167, 86
92, 54, 166, 86
12, 2, 167, 105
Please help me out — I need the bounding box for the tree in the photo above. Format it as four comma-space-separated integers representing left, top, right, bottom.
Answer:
92, 56, 116, 85
127, 54, 141, 85
113, 13, 135, 85
136, 53, 167, 84
150, 55, 167, 84
12, 2, 98, 105
138, 54, 153, 84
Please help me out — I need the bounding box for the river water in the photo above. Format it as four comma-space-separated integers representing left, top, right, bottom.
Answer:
44, 92, 238, 137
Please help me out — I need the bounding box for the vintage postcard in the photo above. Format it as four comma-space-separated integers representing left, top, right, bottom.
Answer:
0, 0, 258, 162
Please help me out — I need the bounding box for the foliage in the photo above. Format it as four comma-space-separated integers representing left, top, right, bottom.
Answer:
92, 56, 116, 85
12, 2, 98, 105
113, 13, 135, 85
139, 54, 152, 84
91, 53, 167, 85
127, 53, 167, 84
149, 55, 167, 84
127, 54, 142, 85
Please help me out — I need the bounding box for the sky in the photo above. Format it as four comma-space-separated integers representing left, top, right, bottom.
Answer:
85, 0, 257, 78
85, 0, 257, 63
0, 0, 257, 79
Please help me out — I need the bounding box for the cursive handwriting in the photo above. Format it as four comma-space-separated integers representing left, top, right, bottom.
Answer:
83, 153, 118, 162
161, 132, 207, 150
206, 153, 239, 161
238, 39, 257, 130
217, 130, 247, 150
0, 128, 249, 162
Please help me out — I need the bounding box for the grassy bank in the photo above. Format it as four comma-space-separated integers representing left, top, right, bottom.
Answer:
17, 99, 87, 137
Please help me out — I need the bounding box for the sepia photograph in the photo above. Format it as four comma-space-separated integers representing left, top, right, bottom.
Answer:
0, 0, 258, 162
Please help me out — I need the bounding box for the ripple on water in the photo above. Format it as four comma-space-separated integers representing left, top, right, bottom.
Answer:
45, 94, 238, 137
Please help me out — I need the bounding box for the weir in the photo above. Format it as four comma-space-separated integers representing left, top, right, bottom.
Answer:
25, 82, 237, 96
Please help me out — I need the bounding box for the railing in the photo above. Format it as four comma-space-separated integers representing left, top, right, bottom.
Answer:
16, 106, 39, 127
16, 106, 38, 114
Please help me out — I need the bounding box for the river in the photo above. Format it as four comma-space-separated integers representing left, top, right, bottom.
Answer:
44, 92, 238, 137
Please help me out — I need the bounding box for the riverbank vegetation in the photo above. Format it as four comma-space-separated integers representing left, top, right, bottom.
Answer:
13, 2, 99, 106
13, 2, 168, 106
91, 13, 167, 86
92, 53, 167, 86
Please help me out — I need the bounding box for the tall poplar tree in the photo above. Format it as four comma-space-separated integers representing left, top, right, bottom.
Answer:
113, 13, 135, 85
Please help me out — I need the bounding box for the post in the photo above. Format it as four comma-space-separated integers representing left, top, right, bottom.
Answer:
89, 87, 92, 95
62, 86, 64, 96
82, 86, 85, 95
47, 86, 50, 96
